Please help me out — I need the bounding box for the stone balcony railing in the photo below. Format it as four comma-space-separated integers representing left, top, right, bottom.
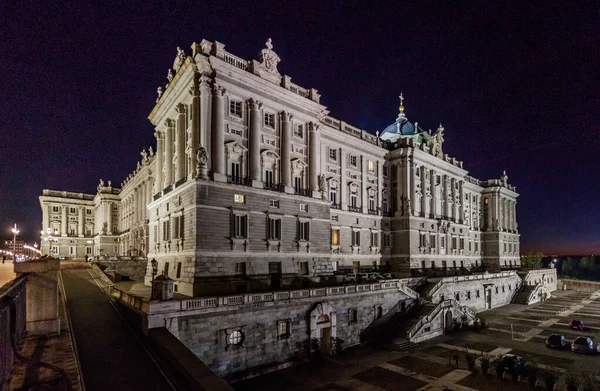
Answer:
428, 271, 519, 300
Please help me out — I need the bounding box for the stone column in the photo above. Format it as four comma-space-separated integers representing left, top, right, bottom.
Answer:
164, 119, 175, 188
43, 204, 49, 232
211, 84, 226, 181
340, 148, 347, 210
249, 98, 262, 185
395, 163, 403, 213
199, 78, 211, 171
361, 156, 368, 213
146, 180, 153, 220
281, 112, 292, 191
154, 131, 164, 194
459, 181, 464, 223
175, 104, 186, 183
107, 202, 113, 235
430, 169, 437, 218
513, 202, 517, 231
189, 77, 200, 178
409, 161, 415, 213
308, 122, 320, 194
443, 175, 450, 218
377, 161, 383, 210
420, 166, 427, 216
78, 207, 84, 237
61, 206, 67, 236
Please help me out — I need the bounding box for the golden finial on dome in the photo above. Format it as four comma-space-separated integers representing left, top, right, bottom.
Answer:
399, 92, 405, 113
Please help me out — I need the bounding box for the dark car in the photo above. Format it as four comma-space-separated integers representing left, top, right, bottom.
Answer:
572, 336, 594, 354
501, 354, 526, 375
569, 320, 585, 330
545, 334, 567, 349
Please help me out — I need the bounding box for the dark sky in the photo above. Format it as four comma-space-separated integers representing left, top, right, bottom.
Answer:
0, 1, 598, 255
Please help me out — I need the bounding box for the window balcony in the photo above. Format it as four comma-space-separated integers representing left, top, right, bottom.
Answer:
227, 175, 251, 186
347, 205, 361, 213
294, 187, 311, 197
330, 203, 341, 210
264, 182, 285, 192
382, 210, 393, 217
368, 208, 379, 216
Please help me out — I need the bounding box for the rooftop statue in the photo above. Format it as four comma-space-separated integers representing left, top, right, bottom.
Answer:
432, 124, 445, 158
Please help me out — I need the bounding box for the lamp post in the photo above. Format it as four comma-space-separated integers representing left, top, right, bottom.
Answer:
12, 223, 20, 262
150, 258, 158, 301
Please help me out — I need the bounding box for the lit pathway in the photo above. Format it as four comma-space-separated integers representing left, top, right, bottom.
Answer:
0, 260, 17, 288
61, 268, 174, 391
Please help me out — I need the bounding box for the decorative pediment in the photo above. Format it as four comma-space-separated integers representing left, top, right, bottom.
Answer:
347, 181, 359, 190
225, 141, 248, 158
291, 158, 307, 171
260, 149, 280, 161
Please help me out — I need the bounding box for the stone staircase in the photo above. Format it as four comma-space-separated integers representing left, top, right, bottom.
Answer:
415, 282, 436, 299
380, 337, 418, 352
396, 302, 438, 336
513, 285, 536, 304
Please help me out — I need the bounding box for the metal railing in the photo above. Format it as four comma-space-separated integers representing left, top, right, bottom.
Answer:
263, 182, 285, 192
347, 205, 361, 213
293, 187, 311, 197
1, 274, 27, 388
227, 175, 251, 186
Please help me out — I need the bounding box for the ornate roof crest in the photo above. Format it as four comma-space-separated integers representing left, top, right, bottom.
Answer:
257, 38, 281, 75
173, 47, 187, 72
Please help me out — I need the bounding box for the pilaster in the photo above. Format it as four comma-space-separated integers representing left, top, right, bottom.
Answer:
249, 98, 262, 186
211, 84, 226, 181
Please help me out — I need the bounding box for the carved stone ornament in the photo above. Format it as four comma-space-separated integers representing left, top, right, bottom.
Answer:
97, 179, 104, 192
156, 86, 163, 102
196, 147, 208, 168
141, 148, 148, 162
149, 146, 154, 156
432, 124, 445, 157
173, 47, 187, 72
101, 222, 107, 235
167, 69, 174, 83
257, 38, 281, 75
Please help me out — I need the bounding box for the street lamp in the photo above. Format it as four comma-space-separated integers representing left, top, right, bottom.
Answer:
12, 224, 20, 262
150, 258, 158, 301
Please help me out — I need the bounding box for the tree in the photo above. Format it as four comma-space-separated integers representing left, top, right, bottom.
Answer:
521, 251, 544, 269
561, 257, 576, 276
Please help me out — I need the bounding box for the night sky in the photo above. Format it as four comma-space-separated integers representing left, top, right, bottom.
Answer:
1, 1, 598, 255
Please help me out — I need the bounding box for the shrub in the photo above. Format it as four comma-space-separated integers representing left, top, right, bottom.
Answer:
465, 352, 477, 372
542, 371, 558, 391
331, 337, 344, 355
480, 355, 490, 375
564, 370, 580, 391
526, 361, 539, 389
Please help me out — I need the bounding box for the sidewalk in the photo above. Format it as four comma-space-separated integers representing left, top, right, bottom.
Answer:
9, 268, 83, 390
0, 260, 17, 288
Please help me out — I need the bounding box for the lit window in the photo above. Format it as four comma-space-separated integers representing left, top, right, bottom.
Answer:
229, 100, 242, 117
368, 160, 375, 172
331, 229, 340, 246
234, 194, 245, 203
277, 320, 291, 339
228, 330, 243, 345
348, 308, 357, 324
264, 113, 275, 128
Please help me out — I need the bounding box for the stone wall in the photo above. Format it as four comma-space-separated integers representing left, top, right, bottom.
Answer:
97, 258, 147, 281
521, 268, 557, 291
428, 271, 522, 312
169, 289, 412, 382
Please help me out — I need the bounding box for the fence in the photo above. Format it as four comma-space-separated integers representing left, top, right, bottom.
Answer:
1, 274, 27, 390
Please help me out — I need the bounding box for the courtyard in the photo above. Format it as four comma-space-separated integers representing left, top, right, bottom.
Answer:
234, 289, 600, 390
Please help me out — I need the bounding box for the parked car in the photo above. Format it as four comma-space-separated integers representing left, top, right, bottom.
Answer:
545, 334, 567, 349
358, 273, 371, 282
569, 320, 585, 330
501, 354, 526, 375
382, 273, 393, 279
342, 273, 359, 284
369, 273, 384, 281
572, 336, 594, 354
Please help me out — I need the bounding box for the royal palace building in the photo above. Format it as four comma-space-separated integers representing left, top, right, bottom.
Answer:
40, 38, 520, 298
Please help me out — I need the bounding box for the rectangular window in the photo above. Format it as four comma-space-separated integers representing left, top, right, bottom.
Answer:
369, 193, 375, 210
383, 165, 388, 176
294, 124, 303, 138
268, 218, 281, 240
440, 236, 445, 249
300, 261, 309, 275
69, 246, 76, 255
70, 228, 75, 236
86, 209, 92, 215
176, 262, 182, 278
382, 199, 388, 213
331, 229, 340, 245
230, 162, 241, 181
503, 242, 507, 253
352, 230, 360, 246
350, 191, 357, 208
299, 221, 310, 241
235, 262, 246, 276
348, 308, 357, 324
329, 148, 337, 161
436, 176, 441, 185
70, 208, 75, 213
86, 247, 92, 255
294, 176, 302, 190
430, 234, 436, 248
299, 204, 308, 212
371, 232, 379, 247
234, 194, 245, 203
269, 199, 279, 208
172, 215, 182, 239
383, 233, 391, 247
460, 238, 464, 250
469, 241, 472, 251
331, 215, 338, 222
467, 291, 471, 300
475, 242, 479, 252
452, 237, 457, 249
164, 262, 170, 276
368, 160, 375, 172
162, 220, 171, 241
233, 215, 248, 238
52, 206, 59, 212
350, 155, 357, 167
230, 128, 243, 136
264, 113, 275, 128
277, 320, 291, 339
329, 186, 337, 204
265, 169, 274, 186
229, 100, 242, 117
476, 289, 480, 298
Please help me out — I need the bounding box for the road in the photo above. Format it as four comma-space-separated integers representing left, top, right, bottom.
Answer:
62, 268, 174, 391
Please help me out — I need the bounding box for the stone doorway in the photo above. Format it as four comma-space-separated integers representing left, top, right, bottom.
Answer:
309, 302, 337, 355
444, 310, 453, 331
486, 288, 492, 309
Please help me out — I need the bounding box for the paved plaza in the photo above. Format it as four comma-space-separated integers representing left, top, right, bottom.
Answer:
235, 289, 600, 391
